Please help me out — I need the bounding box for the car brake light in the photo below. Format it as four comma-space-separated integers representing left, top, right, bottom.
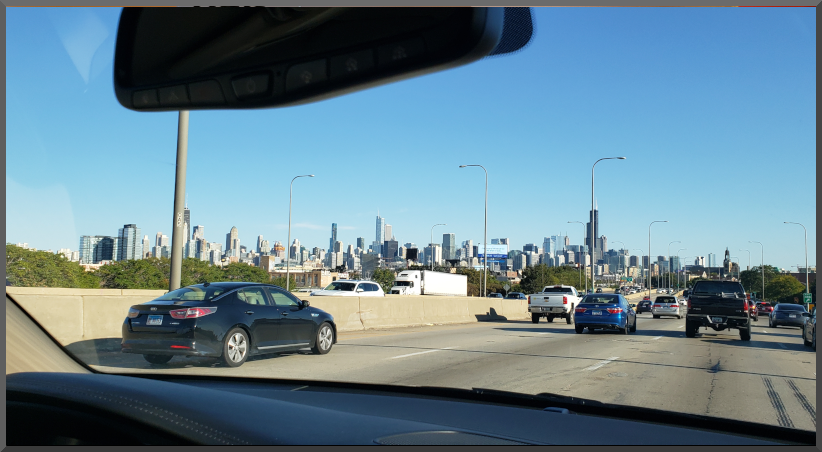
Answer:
575, 307, 586, 313
169, 307, 217, 319
528, 296, 531, 305
127, 308, 140, 318
563, 296, 568, 305
607, 308, 623, 314
742, 299, 748, 312
170, 345, 190, 349
687, 299, 691, 310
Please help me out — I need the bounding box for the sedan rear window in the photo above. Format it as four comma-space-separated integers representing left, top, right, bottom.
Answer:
325, 282, 357, 291
582, 295, 620, 304
154, 286, 227, 302
776, 304, 806, 312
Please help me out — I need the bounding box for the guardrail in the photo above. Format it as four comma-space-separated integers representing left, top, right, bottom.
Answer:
6, 287, 530, 347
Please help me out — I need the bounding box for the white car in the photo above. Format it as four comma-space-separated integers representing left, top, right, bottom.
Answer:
310, 280, 385, 297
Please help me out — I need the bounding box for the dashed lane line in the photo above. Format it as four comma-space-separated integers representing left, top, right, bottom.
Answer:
389, 346, 457, 360
583, 356, 619, 371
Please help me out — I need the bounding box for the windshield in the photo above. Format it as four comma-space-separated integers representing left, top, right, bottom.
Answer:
154, 286, 227, 302
6, 6, 815, 437
324, 282, 357, 291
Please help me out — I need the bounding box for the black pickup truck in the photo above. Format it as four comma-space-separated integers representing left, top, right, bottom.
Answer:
685, 281, 751, 340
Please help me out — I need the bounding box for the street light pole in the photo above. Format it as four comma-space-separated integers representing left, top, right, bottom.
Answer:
169, 110, 190, 292
649, 221, 668, 299
739, 249, 751, 272
286, 175, 314, 292
676, 248, 686, 290
460, 165, 488, 297
591, 157, 626, 292
430, 223, 446, 271
568, 221, 587, 293
784, 222, 809, 295
667, 240, 681, 292
749, 241, 764, 301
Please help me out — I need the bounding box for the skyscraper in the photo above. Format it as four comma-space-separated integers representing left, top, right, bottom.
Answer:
707, 253, 717, 268
141, 235, 151, 258
385, 224, 393, 241
587, 202, 599, 262
334, 240, 344, 254
184, 207, 191, 244
155, 232, 163, 247
375, 214, 385, 255
442, 233, 456, 260
192, 225, 204, 242
357, 237, 365, 250
79, 235, 116, 264
117, 224, 142, 261
523, 243, 540, 254
257, 235, 264, 253
260, 240, 270, 255
329, 223, 337, 252
383, 240, 399, 259
290, 239, 300, 260
226, 227, 238, 252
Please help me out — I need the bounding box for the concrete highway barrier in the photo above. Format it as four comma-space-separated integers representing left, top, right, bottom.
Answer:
7, 288, 531, 348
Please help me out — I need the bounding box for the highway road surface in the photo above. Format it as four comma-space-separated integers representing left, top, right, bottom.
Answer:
88, 294, 816, 432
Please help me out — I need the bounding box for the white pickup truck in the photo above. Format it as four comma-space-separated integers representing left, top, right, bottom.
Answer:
527, 285, 583, 324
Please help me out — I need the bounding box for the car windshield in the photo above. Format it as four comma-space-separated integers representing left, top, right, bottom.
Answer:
325, 282, 357, 291
6, 6, 815, 437
154, 286, 227, 302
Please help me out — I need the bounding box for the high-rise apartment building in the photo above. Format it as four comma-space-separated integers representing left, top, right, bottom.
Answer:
357, 237, 366, 250
142, 235, 151, 258
260, 240, 270, 255
707, 253, 717, 268
523, 243, 540, 254
383, 240, 399, 259
442, 233, 456, 260
334, 240, 344, 254
184, 207, 190, 245
79, 235, 116, 264
385, 224, 393, 241
695, 256, 705, 266
117, 224, 142, 261
256, 235, 264, 253
192, 225, 204, 242
290, 239, 301, 260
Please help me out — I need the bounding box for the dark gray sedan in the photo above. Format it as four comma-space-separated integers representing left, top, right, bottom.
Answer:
768, 303, 808, 328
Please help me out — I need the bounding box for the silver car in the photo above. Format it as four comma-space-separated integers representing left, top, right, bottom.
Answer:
652, 296, 682, 319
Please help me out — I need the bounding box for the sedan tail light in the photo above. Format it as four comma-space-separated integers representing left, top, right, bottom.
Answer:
127, 308, 140, 318
169, 307, 218, 319
575, 307, 587, 313
606, 308, 623, 314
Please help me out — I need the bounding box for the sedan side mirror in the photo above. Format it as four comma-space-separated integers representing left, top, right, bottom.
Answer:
301, 300, 310, 307
356, 288, 364, 293
802, 312, 810, 317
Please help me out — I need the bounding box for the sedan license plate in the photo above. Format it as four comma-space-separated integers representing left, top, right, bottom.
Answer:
711, 317, 724, 323
789, 314, 797, 318
592, 311, 602, 315
146, 315, 163, 326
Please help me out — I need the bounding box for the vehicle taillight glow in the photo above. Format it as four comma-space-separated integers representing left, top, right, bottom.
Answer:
170, 345, 190, 349
742, 299, 748, 312
127, 308, 140, 318
528, 296, 531, 305
607, 308, 623, 314
575, 307, 586, 313
169, 307, 218, 319
687, 298, 691, 310
563, 296, 568, 304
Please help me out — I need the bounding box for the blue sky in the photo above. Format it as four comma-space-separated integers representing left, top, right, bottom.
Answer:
6, 7, 816, 270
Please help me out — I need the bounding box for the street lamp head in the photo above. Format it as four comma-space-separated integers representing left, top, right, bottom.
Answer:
459, 165, 467, 168
618, 157, 627, 159
308, 175, 315, 177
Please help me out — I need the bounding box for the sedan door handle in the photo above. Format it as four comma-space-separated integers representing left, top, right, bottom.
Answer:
245, 310, 254, 315
281, 312, 289, 316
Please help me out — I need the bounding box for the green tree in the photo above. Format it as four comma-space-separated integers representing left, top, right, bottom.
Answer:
519, 264, 591, 295
221, 262, 272, 283
6, 244, 100, 288
372, 268, 396, 293
180, 258, 222, 287
740, 265, 780, 299
766, 275, 806, 303
270, 275, 297, 291
95, 258, 168, 289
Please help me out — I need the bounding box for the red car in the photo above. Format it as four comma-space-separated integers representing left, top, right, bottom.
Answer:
756, 302, 773, 315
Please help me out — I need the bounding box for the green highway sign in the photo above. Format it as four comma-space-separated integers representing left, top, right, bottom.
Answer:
803, 293, 812, 303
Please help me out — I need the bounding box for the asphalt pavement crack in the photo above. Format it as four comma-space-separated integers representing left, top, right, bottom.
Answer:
704, 357, 720, 416
762, 376, 794, 428
786, 379, 815, 427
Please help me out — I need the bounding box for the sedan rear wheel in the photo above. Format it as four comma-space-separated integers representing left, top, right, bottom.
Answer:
312, 323, 334, 355
221, 328, 249, 367
566, 306, 574, 325
803, 326, 813, 347
574, 325, 584, 334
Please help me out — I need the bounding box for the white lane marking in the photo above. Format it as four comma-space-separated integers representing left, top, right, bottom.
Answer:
652, 336, 663, 340
678, 325, 684, 329
389, 346, 457, 360
584, 356, 619, 371
778, 343, 787, 349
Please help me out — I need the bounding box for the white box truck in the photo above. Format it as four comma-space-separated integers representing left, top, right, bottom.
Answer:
390, 270, 467, 296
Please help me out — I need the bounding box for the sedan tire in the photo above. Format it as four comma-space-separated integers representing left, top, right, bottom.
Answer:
311, 322, 334, 355
803, 326, 813, 347
575, 325, 584, 334
143, 354, 172, 365
629, 318, 637, 333
566, 307, 574, 325
221, 328, 249, 368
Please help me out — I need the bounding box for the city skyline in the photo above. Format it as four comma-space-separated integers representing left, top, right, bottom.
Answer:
6, 7, 815, 270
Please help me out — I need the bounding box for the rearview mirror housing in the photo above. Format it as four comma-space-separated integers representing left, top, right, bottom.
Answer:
113, 7, 533, 112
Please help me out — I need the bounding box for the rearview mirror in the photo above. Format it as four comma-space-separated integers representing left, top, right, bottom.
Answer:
356, 288, 364, 293
302, 300, 310, 308
113, 7, 533, 111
